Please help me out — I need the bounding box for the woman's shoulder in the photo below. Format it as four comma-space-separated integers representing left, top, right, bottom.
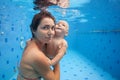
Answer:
23, 44, 47, 65
23, 41, 42, 58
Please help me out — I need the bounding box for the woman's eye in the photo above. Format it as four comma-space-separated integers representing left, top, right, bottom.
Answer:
42, 25, 49, 30
51, 26, 55, 30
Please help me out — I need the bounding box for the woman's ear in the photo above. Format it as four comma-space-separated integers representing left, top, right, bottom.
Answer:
31, 28, 35, 33
32, 30, 35, 34
31, 28, 36, 37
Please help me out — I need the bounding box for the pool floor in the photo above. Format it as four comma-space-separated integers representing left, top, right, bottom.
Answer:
10, 50, 117, 80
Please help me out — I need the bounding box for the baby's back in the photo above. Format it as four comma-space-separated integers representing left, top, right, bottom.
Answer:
47, 38, 66, 58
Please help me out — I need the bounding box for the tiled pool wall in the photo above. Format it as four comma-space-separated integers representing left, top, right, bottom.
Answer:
0, 0, 33, 80
67, 0, 120, 79
0, 0, 120, 80
75, 31, 120, 79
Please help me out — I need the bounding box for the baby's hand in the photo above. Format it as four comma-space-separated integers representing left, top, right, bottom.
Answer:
57, 0, 69, 8
49, 0, 57, 4
47, 58, 52, 66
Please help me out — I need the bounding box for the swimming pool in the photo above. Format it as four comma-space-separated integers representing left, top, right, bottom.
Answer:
0, 0, 120, 80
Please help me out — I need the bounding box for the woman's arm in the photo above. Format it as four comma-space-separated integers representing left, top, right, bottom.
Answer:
33, 51, 60, 80
53, 63, 60, 80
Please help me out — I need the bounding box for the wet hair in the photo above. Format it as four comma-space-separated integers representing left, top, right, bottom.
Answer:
33, 0, 56, 10
30, 10, 56, 38
33, 0, 49, 10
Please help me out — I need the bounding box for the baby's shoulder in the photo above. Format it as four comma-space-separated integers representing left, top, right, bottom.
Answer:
58, 39, 67, 47
61, 39, 67, 44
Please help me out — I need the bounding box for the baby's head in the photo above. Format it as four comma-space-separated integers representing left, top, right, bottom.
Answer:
55, 20, 69, 36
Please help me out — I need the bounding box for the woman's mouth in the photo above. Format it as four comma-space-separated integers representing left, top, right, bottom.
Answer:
46, 36, 53, 40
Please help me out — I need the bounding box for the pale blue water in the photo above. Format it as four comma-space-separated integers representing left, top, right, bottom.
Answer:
0, 0, 120, 80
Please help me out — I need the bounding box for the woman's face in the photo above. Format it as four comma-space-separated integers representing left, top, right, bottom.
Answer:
34, 17, 55, 43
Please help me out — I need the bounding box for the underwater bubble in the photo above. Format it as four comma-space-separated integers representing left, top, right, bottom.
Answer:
19, 5, 24, 8
80, 18, 88, 23
20, 36, 24, 41
20, 36, 25, 48
0, 31, 4, 35
20, 40, 26, 49
41, 78, 44, 80
62, 10, 67, 16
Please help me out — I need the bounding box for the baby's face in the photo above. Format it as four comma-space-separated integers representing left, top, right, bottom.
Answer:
55, 21, 69, 36
55, 21, 68, 33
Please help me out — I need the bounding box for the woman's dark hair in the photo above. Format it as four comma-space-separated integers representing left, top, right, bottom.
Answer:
33, 0, 53, 10
30, 10, 56, 38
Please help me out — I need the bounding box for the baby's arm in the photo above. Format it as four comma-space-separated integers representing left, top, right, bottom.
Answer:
50, 40, 68, 65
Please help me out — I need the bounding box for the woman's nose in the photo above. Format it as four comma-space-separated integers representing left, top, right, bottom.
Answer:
48, 29, 54, 37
